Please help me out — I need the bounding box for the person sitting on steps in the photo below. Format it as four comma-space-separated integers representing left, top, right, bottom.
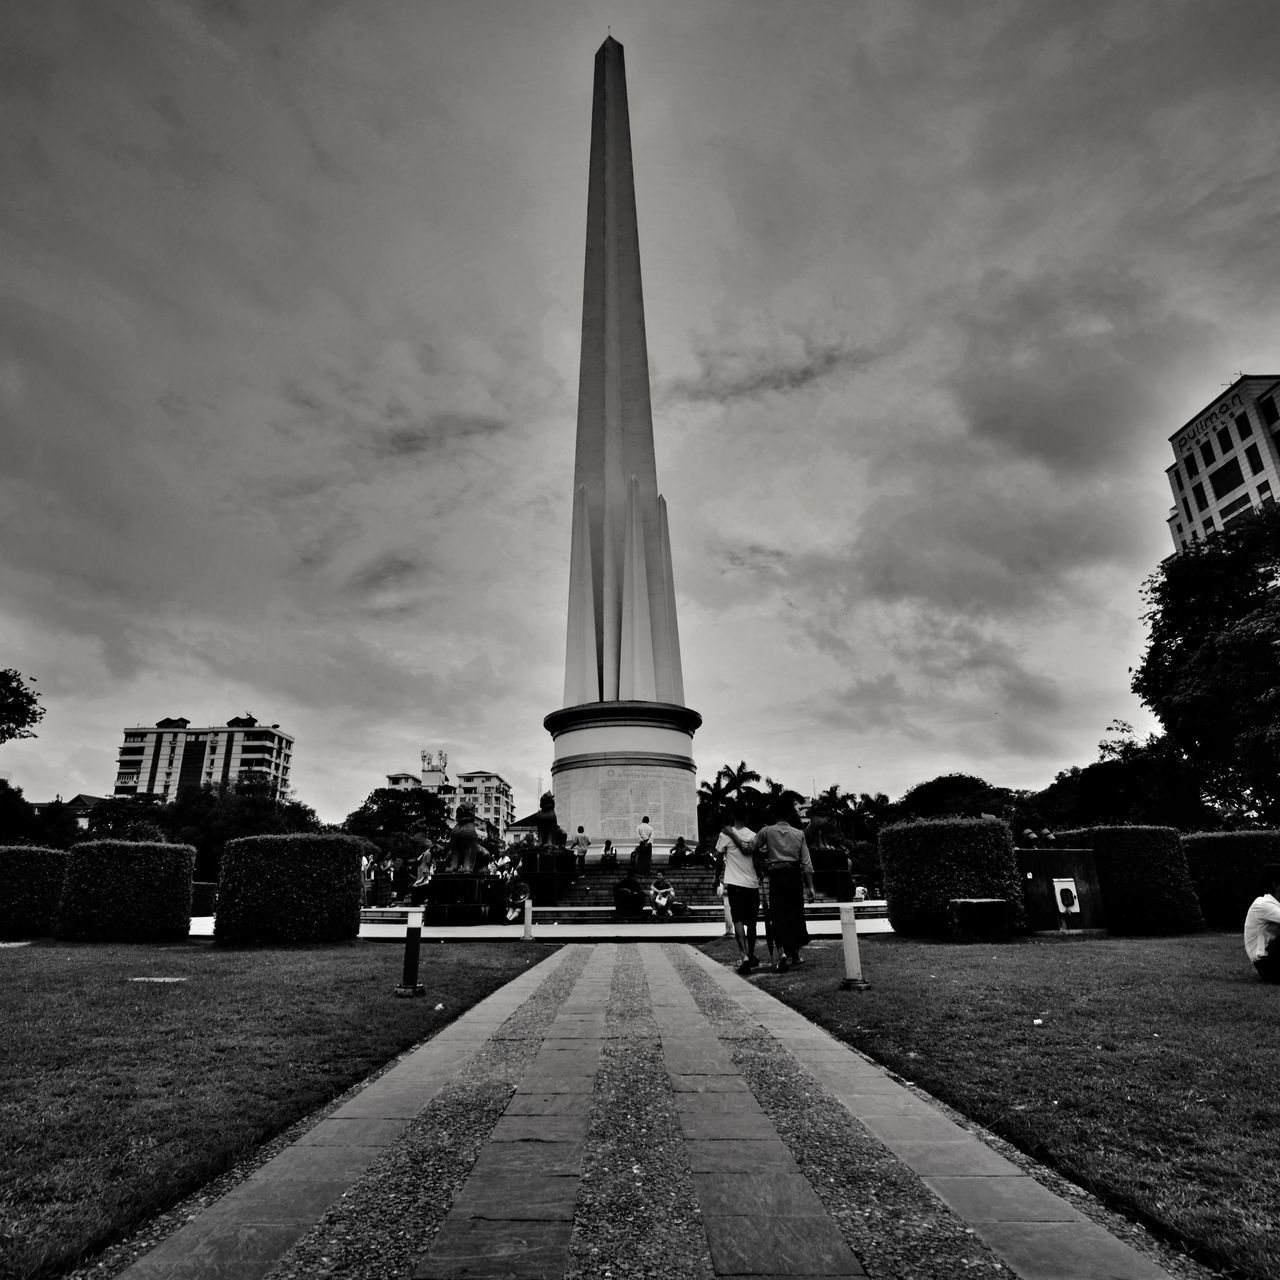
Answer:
650, 873, 682, 919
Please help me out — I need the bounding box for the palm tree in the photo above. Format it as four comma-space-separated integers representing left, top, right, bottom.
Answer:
718, 760, 762, 798
851, 792, 894, 841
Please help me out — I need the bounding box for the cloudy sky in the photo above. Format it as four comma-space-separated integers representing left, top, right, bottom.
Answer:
3, 0, 1278, 823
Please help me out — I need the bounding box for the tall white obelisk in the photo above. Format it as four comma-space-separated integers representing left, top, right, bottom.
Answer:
545, 36, 700, 846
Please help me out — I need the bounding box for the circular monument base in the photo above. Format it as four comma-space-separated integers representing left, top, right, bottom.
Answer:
544, 701, 701, 845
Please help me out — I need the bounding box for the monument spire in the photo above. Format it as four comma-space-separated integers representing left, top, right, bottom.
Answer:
563, 34, 684, 709
545, 37, 700, 847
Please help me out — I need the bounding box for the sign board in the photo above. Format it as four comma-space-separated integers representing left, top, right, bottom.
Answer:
1052, 877, 1081, 914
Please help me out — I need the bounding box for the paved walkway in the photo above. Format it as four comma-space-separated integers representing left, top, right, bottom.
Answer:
119, 944, 1178, 1280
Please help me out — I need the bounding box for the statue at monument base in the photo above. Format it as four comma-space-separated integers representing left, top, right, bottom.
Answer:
415, 803, 514, 924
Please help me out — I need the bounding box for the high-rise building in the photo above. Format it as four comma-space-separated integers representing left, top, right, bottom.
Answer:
544, 38, 700, 845
1166, 374, 1280, 553
114, 715, 293, 800
384, 750, 515, 833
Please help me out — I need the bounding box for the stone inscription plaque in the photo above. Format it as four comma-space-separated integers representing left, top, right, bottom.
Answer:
560, 763, 697, 842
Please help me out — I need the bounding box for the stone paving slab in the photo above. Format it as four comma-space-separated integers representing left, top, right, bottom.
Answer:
693, 1171, 826, 1217
413, 1217, 574, 1279
703, 1214, 867, 1277
923, 1175, 1089, 1223
447, 1173, 580, 1221
974, 1221, 1175, 1280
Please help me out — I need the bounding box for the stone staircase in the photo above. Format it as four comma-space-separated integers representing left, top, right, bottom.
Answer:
359, 851, 890, 929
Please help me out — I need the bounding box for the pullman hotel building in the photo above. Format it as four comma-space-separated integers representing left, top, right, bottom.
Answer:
114, 715, 293, 800
1167, 374, 1280, 554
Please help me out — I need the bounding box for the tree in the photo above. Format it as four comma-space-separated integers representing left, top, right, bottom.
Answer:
895, 773, 1001, 820
1030, 730, 1219, 832
0, 778, 40, 844
35, 800, 81, 850
718, 761, 762, 798
1133, 504, 1280, 819
87, 795, 170, 843
165, 778, 322, 880
0, 669, 44, 746
342, 788, 448, 856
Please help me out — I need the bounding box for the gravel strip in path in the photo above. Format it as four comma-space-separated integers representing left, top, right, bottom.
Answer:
264, 944, 591, 1279
563, 945, 716, 1280
670, 946, 1017, 1280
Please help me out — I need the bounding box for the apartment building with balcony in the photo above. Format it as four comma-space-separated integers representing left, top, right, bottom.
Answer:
383, 750, 515, 833
114, 714, 293, 800
1167, 374, 1280, 554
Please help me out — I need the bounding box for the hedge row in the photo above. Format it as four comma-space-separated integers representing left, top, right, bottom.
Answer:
1182, 831, 1280, 929
57, 841, 195, 942
1090, 826, 1204, 936
880, 817, 1026, 938
215, 833, 363, 944
0, 845, 68, 938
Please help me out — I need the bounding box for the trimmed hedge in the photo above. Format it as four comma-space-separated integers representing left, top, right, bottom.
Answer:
880, 818, 1026, 939
1090, 826, 1204, 935
1052, 828, 1094, 847
1182, 830, 1280, 929
0, 845, 68, 938
56, 841, 194, 943
215, 834, 363, 944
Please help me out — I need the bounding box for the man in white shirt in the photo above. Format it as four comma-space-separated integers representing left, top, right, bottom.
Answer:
633, 816, 654, 874
715, 806, 760, 973
1244, 865, 1280, 983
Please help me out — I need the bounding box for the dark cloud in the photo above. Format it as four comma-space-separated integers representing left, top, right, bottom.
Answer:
381, 414, 509, 456
661, 328, 893, 405
345, 552, 421, 596
943, 266, 1219, 475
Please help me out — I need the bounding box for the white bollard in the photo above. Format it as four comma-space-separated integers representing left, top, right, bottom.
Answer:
523, 896, 534, 940
839, 904, 869, 989
722, 893, 734, 937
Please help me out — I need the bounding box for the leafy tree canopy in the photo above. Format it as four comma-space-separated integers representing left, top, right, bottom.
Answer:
1133, 504, 1280, 819
342, 787, 448, 855
895, 773, 1001, 820
0, 669, 44, 746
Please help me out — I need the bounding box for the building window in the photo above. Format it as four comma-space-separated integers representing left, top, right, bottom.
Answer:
1208, 456, 1246, 501
1261, 395, 1279, 427
1192, 482, 1208, 512
1203, 517, 1215, 533
1175, 523, 1183, 535
1221, 493, 1253, 518
1217, 427, 1233, 454
1236, 411, 1254, 440
1173, 470, 1184, 491
1184, 451, 1199, 477
1200, 440, 1216, 468
1181, 497, 1193, 521
1259, 480, 1272, 496
1244, 443, 1264, 475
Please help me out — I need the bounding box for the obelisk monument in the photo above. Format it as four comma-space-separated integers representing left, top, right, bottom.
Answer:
544, 36, 700, 848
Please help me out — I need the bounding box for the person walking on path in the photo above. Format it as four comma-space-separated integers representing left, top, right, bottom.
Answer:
716, 806, 761, 972
570, 825, 590, 876
1244, 864, 1280, 982
732, 804, 816, 972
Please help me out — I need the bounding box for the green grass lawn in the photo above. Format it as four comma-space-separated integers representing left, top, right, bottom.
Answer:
0, 937, 554, 1280
704, 930, 1279, 1280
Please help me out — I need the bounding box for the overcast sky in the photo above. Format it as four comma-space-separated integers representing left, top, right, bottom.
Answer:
3, 0, 1279, 823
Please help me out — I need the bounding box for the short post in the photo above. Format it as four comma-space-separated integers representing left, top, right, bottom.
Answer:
839, 904, 869, 990
523, 896, 534, 940
722, 892, 733, 937
394, 907, 426, 998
